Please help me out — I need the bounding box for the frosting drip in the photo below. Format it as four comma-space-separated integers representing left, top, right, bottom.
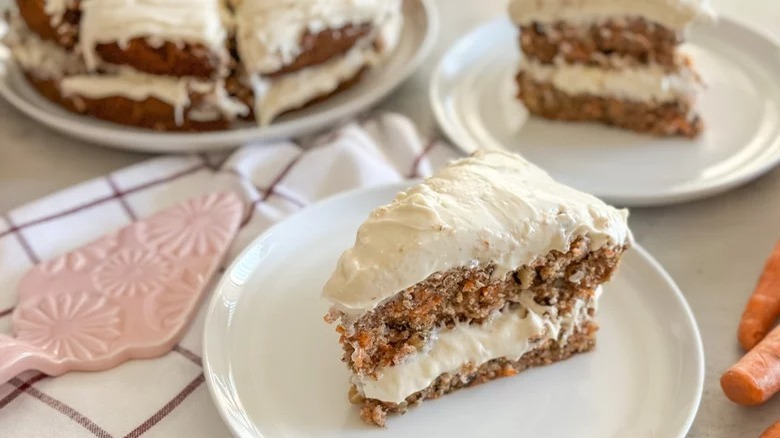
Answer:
355, 290, 599, 403
521, 57, 702, 103
509, 0, 716, 30
234, 0, 402, 74
322, 151, 632, 315
79, 0, 229, 71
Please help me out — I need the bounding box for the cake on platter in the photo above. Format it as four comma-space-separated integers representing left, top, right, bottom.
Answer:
510, 0, 715, 137
322, 151, 633, 426
2, 0, 403, 131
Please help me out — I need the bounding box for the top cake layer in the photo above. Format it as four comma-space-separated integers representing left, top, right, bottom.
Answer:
509, 0, 715, 30
78, 0, 229, 72
234, 0, 402, 74
322, 151, 632, 315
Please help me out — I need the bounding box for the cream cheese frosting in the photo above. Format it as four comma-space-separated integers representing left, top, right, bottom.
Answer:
355, 289, 599, 403
4, 11, 85, 80
509, 0, 716, 30
234, 0, 402, 74
322, 151, 632, 316
521, 57, 702, 103
78, 0, 229, 71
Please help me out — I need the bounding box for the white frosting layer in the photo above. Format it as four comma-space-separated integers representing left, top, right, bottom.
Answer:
79, 0, 229, 71
234, 0, 402, 74
322, 151, 631, 315
509, 0, 716, 30
521, 58, 701, 103
4, 12, 85, 80
60, 69, 249, 125
356, 290, 599, 403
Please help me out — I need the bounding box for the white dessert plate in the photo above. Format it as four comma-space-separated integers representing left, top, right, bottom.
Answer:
0, 0, 437, 154
203, 182, 705, 438
431, 17, 780, 207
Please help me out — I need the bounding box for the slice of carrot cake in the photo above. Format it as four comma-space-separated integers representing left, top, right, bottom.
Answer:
510, 0, 716, 137
322, 151, 633, 426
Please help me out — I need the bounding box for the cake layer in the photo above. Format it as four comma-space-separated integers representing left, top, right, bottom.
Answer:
520, 57, 701, 103
517, 71, 703, 137
27, 75, 235, 131
357, 322, 598, 427
92, 39, 225, 79
270, 24, 373, 76
354, 289, 598, 404
322, 152, 631, 316
520, 18, 680, 67
332, 236, 624, 377
509, 0, 715, 31
58, 69, 248, 127
16, 0, 80, 48
78, 0, 229, 75
233, 0, 402, 75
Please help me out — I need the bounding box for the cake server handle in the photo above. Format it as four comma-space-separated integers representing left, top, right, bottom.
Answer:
0, 335, 61, 385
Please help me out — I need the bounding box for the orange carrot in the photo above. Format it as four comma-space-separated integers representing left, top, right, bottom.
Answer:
722, 324, 780, 405
738, 241, 780, 351
761, 421, 780, 438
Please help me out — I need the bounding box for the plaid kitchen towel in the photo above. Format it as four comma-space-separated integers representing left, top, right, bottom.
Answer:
0, 113, 458, 437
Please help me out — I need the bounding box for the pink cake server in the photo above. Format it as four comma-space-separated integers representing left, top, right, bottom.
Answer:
0, 192, 244, 384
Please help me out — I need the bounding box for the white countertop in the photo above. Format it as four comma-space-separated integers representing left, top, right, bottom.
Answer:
1, 0, 779, 436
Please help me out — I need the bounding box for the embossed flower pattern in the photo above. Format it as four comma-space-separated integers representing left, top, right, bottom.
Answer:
15, 292, 122, 360
141, 193, 243, 257
149, 268, 206, 330
40, 235, 120, 275
93, 249, 172, 297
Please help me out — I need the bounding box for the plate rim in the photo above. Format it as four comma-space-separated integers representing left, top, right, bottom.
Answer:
0, 0, 439, 154
429, 15, 780, 207
202, 182, 705, 438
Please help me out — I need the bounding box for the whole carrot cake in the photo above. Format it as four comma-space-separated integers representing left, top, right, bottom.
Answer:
322, 151, 633, 426
3, 0, 403, 131
510, 0, 715, 137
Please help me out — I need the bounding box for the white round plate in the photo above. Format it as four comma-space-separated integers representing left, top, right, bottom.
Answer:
0, 0, 437, 154
203, 182, 705, 438
431, 17, 780, 206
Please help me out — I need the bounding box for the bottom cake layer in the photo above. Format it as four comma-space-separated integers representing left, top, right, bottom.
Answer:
25, 73, 240, 132
517, 72, 703, 138
354, 321, 598, 427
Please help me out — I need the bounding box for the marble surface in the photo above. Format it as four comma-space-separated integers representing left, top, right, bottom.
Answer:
1, 0, 779, 436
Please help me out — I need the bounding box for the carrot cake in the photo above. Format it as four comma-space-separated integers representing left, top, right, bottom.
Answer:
322, 151, 633, 426
2, 0, 403, 131
510, 0, 716, 137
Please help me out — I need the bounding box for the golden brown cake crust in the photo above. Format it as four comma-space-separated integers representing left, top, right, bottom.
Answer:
16, 0, 80, 49
270, 24, 373, 76
520, 18, 680, 67
354, 323, 599, 427
95, 39, 225, 79
516, 71, 703, 138
25, 73, 232, 132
